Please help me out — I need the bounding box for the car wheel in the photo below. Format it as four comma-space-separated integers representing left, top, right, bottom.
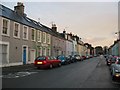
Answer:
112, 75, 116, 81
37, 67, 40, 69
65, 62, 67, 65
49, 64, 53, 69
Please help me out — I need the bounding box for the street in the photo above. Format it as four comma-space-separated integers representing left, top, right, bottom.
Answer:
2, 56, 120, 88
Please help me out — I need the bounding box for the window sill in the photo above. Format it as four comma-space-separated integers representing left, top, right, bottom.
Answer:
13, 36, 20, 39
23, 38, 28, 41
31, 40, 36, 42
2, 34, 10, 37
38, 41, 41, 43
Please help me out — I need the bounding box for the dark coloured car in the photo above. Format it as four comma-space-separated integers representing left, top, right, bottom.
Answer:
106, 56, 117, 66
67, 55, 75, 63
57, 55, 68, 65
34, 56, 61, 69
110, 57, 120, 80
66, 55, 72, 64
71, 55, 81, 62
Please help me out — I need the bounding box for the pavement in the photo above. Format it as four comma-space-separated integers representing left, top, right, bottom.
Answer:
2, 63, 34, 75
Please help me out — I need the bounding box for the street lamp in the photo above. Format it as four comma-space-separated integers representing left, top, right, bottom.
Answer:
115, 31, 120, 40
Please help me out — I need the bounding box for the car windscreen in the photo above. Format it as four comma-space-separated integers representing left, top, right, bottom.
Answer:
111, 57, 117, 61
36, 56, 46, 60
57, 56, 65, 60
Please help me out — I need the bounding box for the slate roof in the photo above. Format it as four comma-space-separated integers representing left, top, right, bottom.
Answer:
0, 4, 66, 40
1, 4, 44, 31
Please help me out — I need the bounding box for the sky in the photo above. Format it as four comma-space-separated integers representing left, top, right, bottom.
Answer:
1, 0, 119, 47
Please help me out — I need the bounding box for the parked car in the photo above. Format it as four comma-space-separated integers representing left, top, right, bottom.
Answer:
66, 55, 72, 64
110, 57, 120, 80
89, 55, 93, 58
81, 55, 86, 60
86, 55, 90, 59
104, 54, 107, 58
67, 55, 75, 63
106, 56, 117, 66
105, 55, 110, 61
34, 56, 61, 69
57, 55, 69, 65
71, 55, 81, 62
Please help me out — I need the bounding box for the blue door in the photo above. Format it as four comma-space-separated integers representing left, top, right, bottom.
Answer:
23, 47, 27, 64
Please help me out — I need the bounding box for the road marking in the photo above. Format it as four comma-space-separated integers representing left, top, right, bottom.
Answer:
2, 71, 38, 78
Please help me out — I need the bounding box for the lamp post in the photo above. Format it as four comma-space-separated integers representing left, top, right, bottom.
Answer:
115, 31, 120, 40
115, 31, 120, 57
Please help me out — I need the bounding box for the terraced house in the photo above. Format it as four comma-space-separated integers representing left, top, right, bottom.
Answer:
0, 2, 92, 67
0, 2, 51, 67
51, 24, 66, 57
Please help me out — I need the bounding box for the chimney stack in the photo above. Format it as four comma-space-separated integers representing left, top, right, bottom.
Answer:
14, 2, 24, 16
52, 24, 57, 32
63, 30, 66, 34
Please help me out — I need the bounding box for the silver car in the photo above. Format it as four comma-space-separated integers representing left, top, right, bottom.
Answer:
110, 57, 120, 80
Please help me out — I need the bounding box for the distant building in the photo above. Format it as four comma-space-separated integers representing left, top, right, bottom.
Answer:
95, 46, 103, 55
108, 40, 120, 57
84, 43, 94, 56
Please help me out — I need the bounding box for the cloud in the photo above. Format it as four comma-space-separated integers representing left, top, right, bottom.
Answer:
83, 37, 115, 47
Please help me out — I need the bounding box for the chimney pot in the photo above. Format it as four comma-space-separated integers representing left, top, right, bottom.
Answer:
14, 2, 25, 16
52, 24, 57, 32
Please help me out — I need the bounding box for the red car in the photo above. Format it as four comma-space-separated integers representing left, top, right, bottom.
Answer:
81, 56, 86, 60
106, 56, 117, 66
34, 56, 61, 69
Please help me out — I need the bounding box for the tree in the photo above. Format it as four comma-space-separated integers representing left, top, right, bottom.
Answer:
95, 46, 103, 55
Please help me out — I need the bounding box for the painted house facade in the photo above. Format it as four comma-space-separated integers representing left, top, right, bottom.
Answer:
51, 24, 66, 57
108, 40, 120, 57
65, 33, 73, 56
77, 40, 86, 56
0, 2, 52, 67
0, 2, 93, 67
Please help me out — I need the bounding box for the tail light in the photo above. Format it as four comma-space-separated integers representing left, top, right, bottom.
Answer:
43, 61, 47, 64
34, 61, 36, 64
115, 60, 118, 64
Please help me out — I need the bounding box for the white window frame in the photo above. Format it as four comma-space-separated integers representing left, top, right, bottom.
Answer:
30, 49, 36, 63
23, 25, 28, 40
43, 47, 46, 56
31, 28, 36, 41
13, 22, 20, 38
0, 41, 9, 65
47, 34, 51, 44
1, 17, 10, 36
37, 30, 41, 42
43, 32, 46, 43
37, 47, 42, 56
48, 48, 51, 56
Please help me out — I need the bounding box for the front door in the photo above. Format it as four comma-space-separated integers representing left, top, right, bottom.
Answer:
23, 47, 27, 64
30, 49, 35, 63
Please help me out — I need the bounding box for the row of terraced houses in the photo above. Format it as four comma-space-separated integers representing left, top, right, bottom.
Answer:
0, 2, 94, 67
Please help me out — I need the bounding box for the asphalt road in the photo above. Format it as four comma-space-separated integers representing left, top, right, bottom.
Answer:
2, 56, 120, 88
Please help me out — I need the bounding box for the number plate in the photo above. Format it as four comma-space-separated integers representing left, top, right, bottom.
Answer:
37, 62, 42, 64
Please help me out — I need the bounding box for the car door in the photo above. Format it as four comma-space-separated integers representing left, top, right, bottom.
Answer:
46, 56, 52, 65
53, 57, 59, 66
50, 56, 56, 66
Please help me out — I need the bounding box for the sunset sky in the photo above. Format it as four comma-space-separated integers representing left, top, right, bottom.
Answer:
1, 0, 119, 47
